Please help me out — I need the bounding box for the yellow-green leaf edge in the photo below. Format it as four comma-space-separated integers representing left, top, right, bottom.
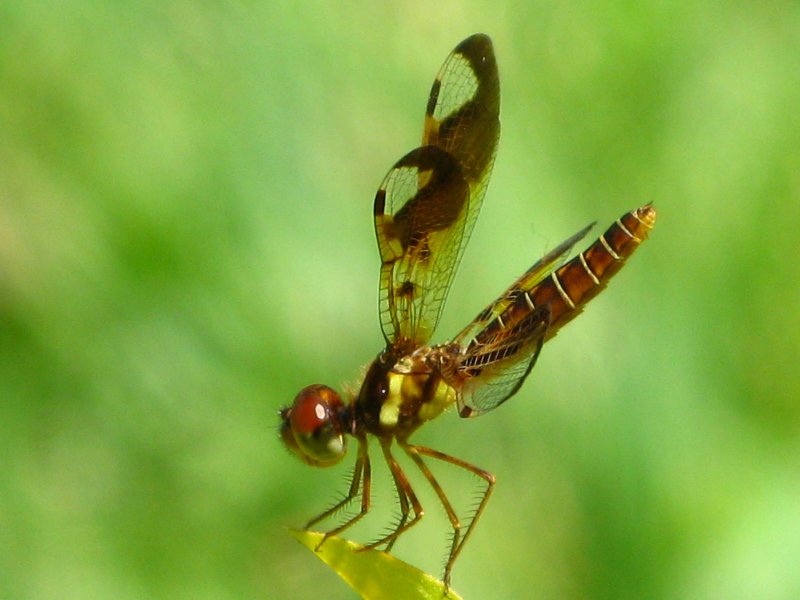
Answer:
289, 530, 463, 600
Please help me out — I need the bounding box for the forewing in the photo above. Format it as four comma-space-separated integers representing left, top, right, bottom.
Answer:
375, 34, 500, 349
422, 33, 500, 257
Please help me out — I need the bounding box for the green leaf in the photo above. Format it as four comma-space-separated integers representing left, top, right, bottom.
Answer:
288, 530, 462, 600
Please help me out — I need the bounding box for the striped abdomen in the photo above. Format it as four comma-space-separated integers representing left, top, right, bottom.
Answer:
534, 204, 656, 339
447, 204, 655, 416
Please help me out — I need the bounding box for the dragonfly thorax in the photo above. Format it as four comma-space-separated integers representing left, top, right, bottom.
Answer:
354, 348, 459, 439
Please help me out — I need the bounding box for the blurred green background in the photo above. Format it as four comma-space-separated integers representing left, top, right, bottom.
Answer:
2, 2, 799, 599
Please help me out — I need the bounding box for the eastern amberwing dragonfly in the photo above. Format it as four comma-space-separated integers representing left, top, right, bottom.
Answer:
280, 33, 655, 588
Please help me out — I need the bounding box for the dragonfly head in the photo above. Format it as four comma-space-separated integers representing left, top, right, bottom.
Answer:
280, 384, 347, 467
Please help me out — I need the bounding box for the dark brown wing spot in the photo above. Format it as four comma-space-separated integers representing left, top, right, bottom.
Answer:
398, 280, 415, 298
387, 146, 468, 251
426, 78, 442, 117
374, 188, 387, 216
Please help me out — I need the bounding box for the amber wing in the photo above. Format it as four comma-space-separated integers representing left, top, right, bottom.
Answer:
452, 205, 656, 417
374, 34, 500, 350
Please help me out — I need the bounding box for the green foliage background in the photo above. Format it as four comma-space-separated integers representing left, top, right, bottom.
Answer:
2, 2, 799, 599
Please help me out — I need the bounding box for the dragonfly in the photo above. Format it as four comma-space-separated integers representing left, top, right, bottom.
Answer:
280, 33, 656, 589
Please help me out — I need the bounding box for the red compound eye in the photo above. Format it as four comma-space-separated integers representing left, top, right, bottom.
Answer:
279, 385, 346, 467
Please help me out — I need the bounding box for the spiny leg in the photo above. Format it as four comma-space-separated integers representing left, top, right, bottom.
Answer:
382, 441, 410, 552
307, 437, 372, 548
305, 454, 363, 529
400, 442, 462, 563
403, 442, 495, 589
361, 437, 424, 552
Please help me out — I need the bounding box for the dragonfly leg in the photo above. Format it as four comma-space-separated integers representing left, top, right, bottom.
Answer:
305, 437, 372, 549
401, 442, 495, 590
361, 436, 424, 551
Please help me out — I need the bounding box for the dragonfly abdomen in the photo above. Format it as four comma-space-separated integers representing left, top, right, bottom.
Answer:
535, 204, 656, 338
